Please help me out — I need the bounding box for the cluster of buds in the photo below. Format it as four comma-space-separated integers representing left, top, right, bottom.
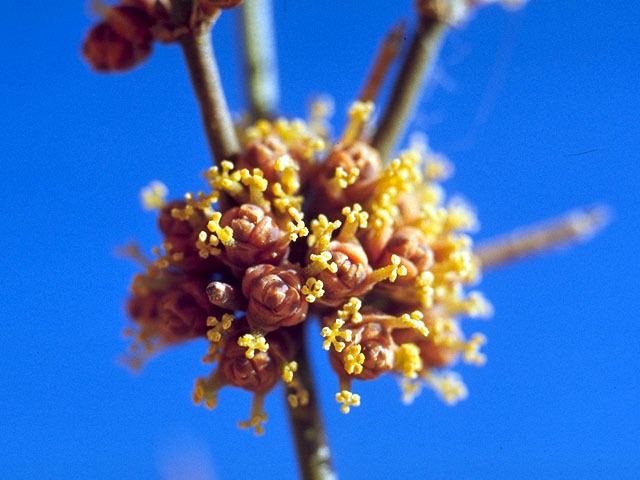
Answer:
83, 0, 243, 72
124, 97, 492, 433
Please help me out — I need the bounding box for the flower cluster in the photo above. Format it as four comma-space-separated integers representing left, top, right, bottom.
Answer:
125, 100, 491, 433
83, 0, 242, 72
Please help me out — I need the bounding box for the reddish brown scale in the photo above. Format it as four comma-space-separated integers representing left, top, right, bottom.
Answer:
220, 327, 293, 394
329, 318, 396, 380
374, 226, 433, 286
220, 204, 289, 276
236, 136, 290, 185
242, 264, 308, 332
106, 5, 154, 44
157, 277, 216, 338
158, 200, 221, 274
317, 141, 382, 209
315, 241, 373, 307
83, 22, 151, 72
393, 316, 462, 369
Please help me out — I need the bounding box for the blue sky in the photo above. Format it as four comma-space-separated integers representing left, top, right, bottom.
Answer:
1, 1, 639, 478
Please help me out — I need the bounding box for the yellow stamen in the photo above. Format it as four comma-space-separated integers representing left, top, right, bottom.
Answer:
285, 207, 309, 241
302, 277, 325, 303
281, 361, 298, 384
308, 251, 338, 274
343, 344, 365, 375
341, 101, 374, 146
308, 215, 342, 251
394, 343, 423, 379
370, 254, 408, 283
321, 318, 353, 353
238, 395, 268, 436
338, 203, 369, 241
335, 389, 361, 414
337, 297, 363, 324
140, 180, 168, 211
206, 313, 234, 343
237, 333, 269, 359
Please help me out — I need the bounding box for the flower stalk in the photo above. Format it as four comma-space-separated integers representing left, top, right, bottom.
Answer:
372, 4, 447, 161
476, 206, 610, 269
180, 21, 240, 163
286, 327, 335, 480
239, 0, 280, 120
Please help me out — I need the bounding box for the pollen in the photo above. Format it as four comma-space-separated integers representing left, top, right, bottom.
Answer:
338, 203, 369, 241
309, 251, 338, 274
335, 389, 361, 414
341, 100, 374, 146
321, 318, 353, 353
343, 344, 365, 375
394, 343, 423, 379
302, 277, 325, 303
285, 207, 309, 241
206, 313, 234, 343
330, 166, 360, 191
237, 333, 270, 359
281, 361, 298, 384
337, 297, 363, 324
370, 254, 408, 283
140, 180, 168, 210
308, 215, 342, 251
415, 271, 435, 308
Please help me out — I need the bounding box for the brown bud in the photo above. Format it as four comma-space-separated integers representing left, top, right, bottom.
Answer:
220, 327, 292, 394
393, 315, 462, 369
106, 5, 154, 44
220, 204, 289, 275
157, 277, 215, 338
158, 200, 221, 274
315, 241, 372, 307
318, 141, 381, 208
242, 264, 308, 332
236, 136, 291, 184
83, 22, 151, 72
374, 227, 433, 286
330, 318, 395, 380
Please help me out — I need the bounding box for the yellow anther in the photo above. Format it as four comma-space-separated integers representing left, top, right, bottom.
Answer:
285, 207, 309, 241
238, 395, 268, 436
239, 168, 270, 208
207, 211, 235, 246
426, 371, 468, 406
287, 389, 310, 408
321, 318, 353, 353
397, 311, 430, 337
271, 182, 303, 213
341, 100, 374, 146
445, 200, 478, 232
309, 251, 338, 274
237, 333, 269, 359
308, 215, 342, 251
196, 230, 221, 258
394, 343, 423, 379
302, 277, 325, 303
335, 389, 361, 414
416, 271, 435, 308
337, 297, 363, 324
206, 313, 234, 343
462, 333, 487, 366
206, 160, 244, 197
193, 374, 223, 410
343, 344, 365, 375
338, 203, 369, 241
400, 378, 422, 405
274, 154, 301, 194
370, 254, 408, 283
281, 361, 298, 384
140, 180, 168, 210
461, 291, 493, 318
330, 166, 360, 190
424, 154, 454, 181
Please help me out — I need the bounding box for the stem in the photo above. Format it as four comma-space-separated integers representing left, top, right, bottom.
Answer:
286, 329, 334, 480
476, 206, 610, 270
371, 12, 446, 161
239, 0, 280, 120
180, 23, 240, 163
359, 21, 406, 103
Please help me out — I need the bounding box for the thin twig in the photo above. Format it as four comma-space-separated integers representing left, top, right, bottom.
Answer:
286, 327, 335, 480
239, 0, 280, 120
359, 21, 406, 103
476, 206, 611, 270
371, 7, 447, 161
180, 22, 240, 163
